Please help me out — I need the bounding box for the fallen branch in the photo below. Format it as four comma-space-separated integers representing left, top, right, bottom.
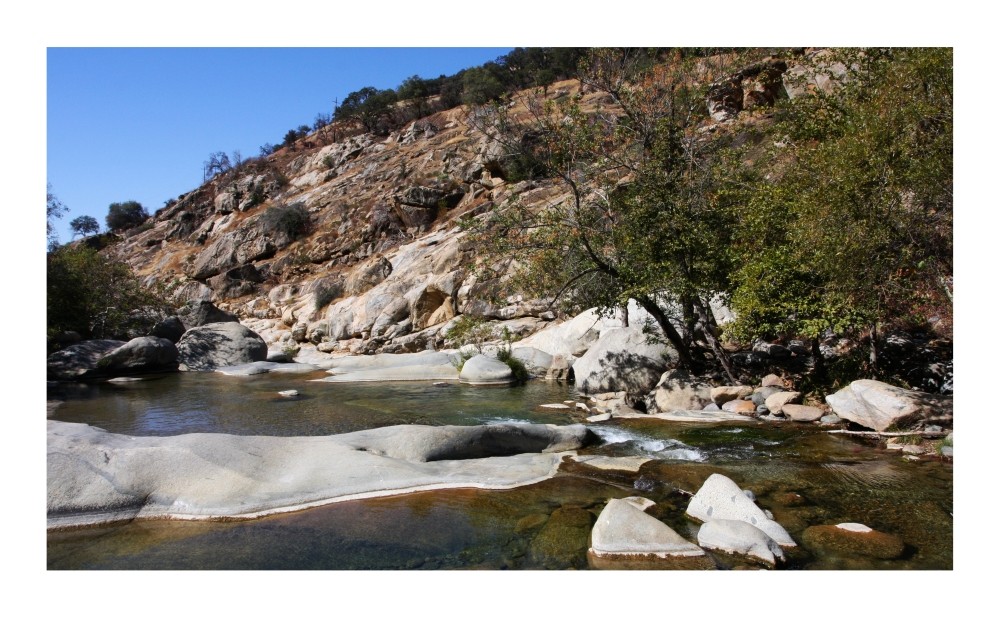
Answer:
824, 429, 949, 438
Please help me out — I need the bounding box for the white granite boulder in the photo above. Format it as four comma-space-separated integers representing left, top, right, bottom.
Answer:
686, 473, 796, 547
574, 327, 675, 395
825, 379, 953, 431
697, 519, 785, 566
590, 498, 705, 559
459, 354, 514, 385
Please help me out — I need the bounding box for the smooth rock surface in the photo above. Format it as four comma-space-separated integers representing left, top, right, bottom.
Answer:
571, 455, 651, 473
826, 379, 953, 431
176, 321, 268, 371
317, 350, 459, 382
765, 391, 802, 413
459, 354, 514, 385
47, 420, 591, 529
574, 327, 674, 395
697, 519, 785, 566
686, 474, 796, 547
590, 498, 705, 558
710, 386, 753, 406
97, 336, 178, 375
651, 369, 713, 412
782, 404, 825, 422
47, 340, 126, 380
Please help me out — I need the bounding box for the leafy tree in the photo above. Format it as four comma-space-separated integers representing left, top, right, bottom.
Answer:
335, 86, 398, 134
106, 201, 150, 233
69, 215, 100, 238
47, 184, 67, 250
462, 65, 506, 106
729, 48, 953, 373
464, 49, 762, 381
47, 244, 168, 341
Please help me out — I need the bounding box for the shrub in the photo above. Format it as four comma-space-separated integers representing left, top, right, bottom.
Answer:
260, 202, 311, 239
444, 315, 493, 353
105, 201, 149, 233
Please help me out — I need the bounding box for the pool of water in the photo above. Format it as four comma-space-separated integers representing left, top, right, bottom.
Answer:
46, 371, 953, 570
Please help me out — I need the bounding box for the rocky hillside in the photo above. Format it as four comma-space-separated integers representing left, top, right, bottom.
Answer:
105, 52, 806, 356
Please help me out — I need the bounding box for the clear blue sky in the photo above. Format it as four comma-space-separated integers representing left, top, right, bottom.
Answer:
47, 47, 513, 243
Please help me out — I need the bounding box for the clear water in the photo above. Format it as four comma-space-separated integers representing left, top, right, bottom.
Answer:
46, 371, 953, 570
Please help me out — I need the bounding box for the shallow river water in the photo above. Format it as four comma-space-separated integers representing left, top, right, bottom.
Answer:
46, 371, 952, 570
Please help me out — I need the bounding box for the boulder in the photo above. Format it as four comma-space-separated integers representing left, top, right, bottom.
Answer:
710, 386, 753, 406
545, 354, 574, 382
782, 404, 825, 422
761, 374, 784, 388
697, 519, 785, 566
148, 316, 186, 343
590, 498, 705, 559
752, 386, 784, 406
510, 346, 553, 377
176, 321, 268, 371
765, 391, 802, 414
459, 354, 514, 385
177, 300, 239, 329
97, 336, 178, 375
573, 327, 674, 395
706, 78, 743, 122
825, 379, 953, 431
651, 369, 713, 412
686, 473, 796, 547
291, 322, 308, 343
721, 399, 757, 416
47, 339, 125, 380
801, 523, 905, 560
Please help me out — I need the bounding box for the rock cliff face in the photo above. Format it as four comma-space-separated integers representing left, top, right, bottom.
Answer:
104, 53, 803, 357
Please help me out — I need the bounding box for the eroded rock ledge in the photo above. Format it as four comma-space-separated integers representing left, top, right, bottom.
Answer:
47, 420, 594, 530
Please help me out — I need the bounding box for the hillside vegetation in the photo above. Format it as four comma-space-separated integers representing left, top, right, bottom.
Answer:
48, 47, 952, 393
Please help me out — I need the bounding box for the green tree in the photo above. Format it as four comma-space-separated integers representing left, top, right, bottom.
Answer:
47, 244, 167, 341
105, 201, 149, 233
462, 65, 506, 106
335, 86, 398, 134
464, 49, 762, 381
69, 215, 100, 238
729, 48, 953, 374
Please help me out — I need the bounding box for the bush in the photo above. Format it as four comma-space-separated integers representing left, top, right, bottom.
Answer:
47, 245, 169, 343
105, 201, 149, 233
260, 202, 311, 239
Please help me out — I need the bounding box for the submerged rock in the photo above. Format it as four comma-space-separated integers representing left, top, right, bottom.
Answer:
317, 350, 459, 382
529, 505, 594, 568
801, 523, 905, 559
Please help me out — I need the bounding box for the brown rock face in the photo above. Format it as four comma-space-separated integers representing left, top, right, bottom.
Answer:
781, 404, 824, 422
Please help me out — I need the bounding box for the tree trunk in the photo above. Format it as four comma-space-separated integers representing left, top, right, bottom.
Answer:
868, 322, 879, 374
635, 295, 698, 372
811, 336, 827, 383
692, 299, 739, 385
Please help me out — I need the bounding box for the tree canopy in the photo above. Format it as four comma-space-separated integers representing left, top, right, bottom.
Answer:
69, 215, 100, 238
105, 201, 150, 233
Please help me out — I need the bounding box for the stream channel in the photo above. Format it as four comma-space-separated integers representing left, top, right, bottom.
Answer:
46, 370, 953, 570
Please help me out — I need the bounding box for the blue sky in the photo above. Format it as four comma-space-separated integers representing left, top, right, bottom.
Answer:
47, 47, 512, 243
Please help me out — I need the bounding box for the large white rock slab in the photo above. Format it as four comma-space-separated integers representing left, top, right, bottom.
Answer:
825, 379, 953, 431
573, 327, 675, 395
686, 474, 796, 547
315, 350, 460, 382
47, 420, 591, 529
590, 498, 705, 558
697, 519, 785, 566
